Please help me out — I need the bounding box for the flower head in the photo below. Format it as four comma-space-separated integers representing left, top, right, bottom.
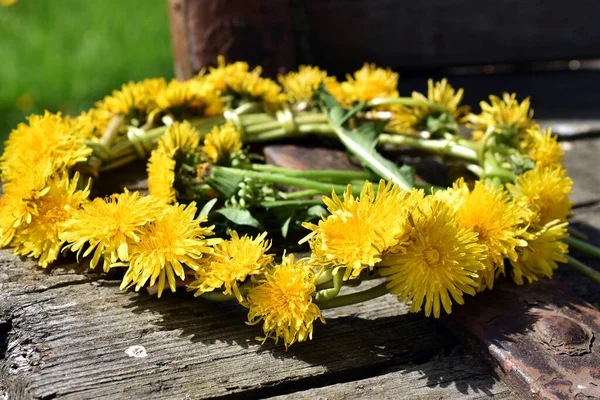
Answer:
468, 93, 535, 142
391, 79, 469, 136
202, 122, 243, 165
156, 79, 222, 116
96, 78, 167, 117
379, 198, 486, 318
245, 254, 324, 348
160, 121, 201, 154
507, 165, 572, 227
520, 126, 564, 168
510, 220, 568, 285
0, 163, 53, 246
187, 231, 273, 301
204, 56, 286, 111
301, 180, 418, 280
12, 173, 90, 268
445, 179, 529, 290
0, 112, 92, 182
147, 147, 177, 204
60, 190, 164, 272
341, 63, 399, 104
73, 108, 112, 139
278, 66, 341, 103
120, 202, 216, 297
147, 121, 201, 204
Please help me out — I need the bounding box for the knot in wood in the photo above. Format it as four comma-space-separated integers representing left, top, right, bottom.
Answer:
533, 312, 592, 356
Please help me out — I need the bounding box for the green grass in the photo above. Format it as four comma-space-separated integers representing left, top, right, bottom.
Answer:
0, 0, 174, 150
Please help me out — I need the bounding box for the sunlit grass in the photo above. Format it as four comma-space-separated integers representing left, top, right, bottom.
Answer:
0, 0, 174, 149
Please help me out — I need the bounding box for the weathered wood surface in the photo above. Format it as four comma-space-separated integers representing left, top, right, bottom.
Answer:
271, 353, 515, 400
0, 138, 598, 399
0, 260, 509, 399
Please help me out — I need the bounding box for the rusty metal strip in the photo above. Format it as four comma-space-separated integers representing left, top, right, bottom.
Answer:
444, 280, 600, 400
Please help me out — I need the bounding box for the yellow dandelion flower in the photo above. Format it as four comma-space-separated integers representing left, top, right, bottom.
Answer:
245, 254, 324, 348
0, 112, 92, 182
204, 56, 287, 110
161, 121, 201, 154
12, 173, 90, 268
202, 122, 243, 165
60, 190, 164, 272
301, 180, 421, 280
278, 65, 341, 103
520, 126, 564, 168
1, 0, 18, 6
120, 202, 217, 297
96, 78, 167, 117
156, 79, 222, 116
146, 121, 201, 204
391, 79, 470, 134
446, 179, 529, 290
147, 147, 177, 204
187, 231, 274, 301
75, 108, 114, 138
468, 93, 534, 141
340, 63, 399, 105
507, 165, 573, 226
510, 220, 568, 285
379, 198, 486, 318
0, 162, 55, 246
203, 56, 252, 92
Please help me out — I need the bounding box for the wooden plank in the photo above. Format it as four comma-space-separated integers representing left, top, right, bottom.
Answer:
0, 253, 461, 399
271, 353, 514, 399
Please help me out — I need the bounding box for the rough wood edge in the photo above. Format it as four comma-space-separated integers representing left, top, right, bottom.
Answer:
168, 0, 194, 81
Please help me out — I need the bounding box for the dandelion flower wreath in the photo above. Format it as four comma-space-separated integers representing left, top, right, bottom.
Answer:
0, 59, 596, 348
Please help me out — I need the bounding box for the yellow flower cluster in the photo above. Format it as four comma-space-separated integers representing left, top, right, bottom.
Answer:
304, 176, 571, 318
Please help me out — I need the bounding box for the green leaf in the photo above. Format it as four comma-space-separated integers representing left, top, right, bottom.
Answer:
216, 208, 262, 229
198, 198, 219, 219
315, 85, 413, 191
398, 164, 416, 189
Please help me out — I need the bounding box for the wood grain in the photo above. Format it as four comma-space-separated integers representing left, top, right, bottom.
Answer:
271, 353, 514, 399
1, 251, 496, 399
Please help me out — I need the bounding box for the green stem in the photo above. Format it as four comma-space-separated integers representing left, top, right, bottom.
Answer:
315, 268, 333, 287
251, 164, 373, 182
313, 272, 343, 302
282, 189, 321, 199
568, 226, 588, 241
564, 237, 600, 258
316, 282, 389, 309
366, 97, 449, 114
565, 255, 600, 285
260, 199, 323, 208
214, 167, 362, 197
483, 152, 516, 182
297, 123, 336, 136
378, 134, 478, 162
